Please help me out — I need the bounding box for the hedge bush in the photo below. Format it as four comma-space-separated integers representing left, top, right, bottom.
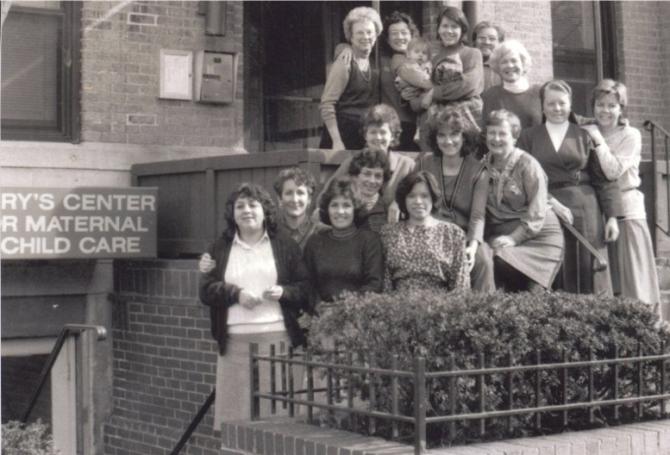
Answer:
2, 420, 56, 455
307, 290, 670, 446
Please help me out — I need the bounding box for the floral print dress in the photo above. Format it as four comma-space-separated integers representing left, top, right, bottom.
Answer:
380, 221, 470, 292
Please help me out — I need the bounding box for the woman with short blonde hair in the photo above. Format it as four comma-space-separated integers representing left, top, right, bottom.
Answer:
319, 7, 383, 151
482, 39, 542, 128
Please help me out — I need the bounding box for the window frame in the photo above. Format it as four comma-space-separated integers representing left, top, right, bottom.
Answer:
1, 2, 81, 143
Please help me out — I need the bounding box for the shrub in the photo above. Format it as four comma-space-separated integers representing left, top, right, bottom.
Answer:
307, 290, 670, 446
2, 420, 57, 455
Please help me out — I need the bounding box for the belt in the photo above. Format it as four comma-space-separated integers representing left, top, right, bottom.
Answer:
549, 173, 591, 190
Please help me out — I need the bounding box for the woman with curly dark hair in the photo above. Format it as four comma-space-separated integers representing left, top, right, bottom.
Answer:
303, 177, 383, 308
415, 108, 494, 291
198, 182, 310, 426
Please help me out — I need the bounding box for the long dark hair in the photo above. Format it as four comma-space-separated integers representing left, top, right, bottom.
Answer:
223, 183, 277, 239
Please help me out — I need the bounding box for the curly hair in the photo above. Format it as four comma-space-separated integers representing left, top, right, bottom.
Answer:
395, 171, 442, 219
348, 149, 391, 185
273, 167, 317, 197
435, 6, 470, 45
223, 183, 277, 239
381, 11, 419, 55
426, 108, 484, 158
318, 177, 362, 226
487, 39, 532, 77
362, 104, 402, 148
343, 7, 383, 42
472, 21, 505, 43
591, 79, 628, 126
485, 109, 522, 140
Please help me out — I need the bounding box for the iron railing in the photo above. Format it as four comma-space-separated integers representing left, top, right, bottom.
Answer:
557, 218, 608, 294
22, 323, 107, 423
644, 120, 670, 255
250, 343, 670, 454
169, 389, 216, 455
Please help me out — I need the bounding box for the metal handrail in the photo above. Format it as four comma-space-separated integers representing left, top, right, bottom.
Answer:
644, 120, 670, 254
558, 218, 608, 271
169, 389, 216, 455
21, 324, 107, 423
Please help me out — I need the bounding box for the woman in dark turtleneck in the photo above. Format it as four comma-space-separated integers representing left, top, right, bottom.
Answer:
303, 177, 384, 308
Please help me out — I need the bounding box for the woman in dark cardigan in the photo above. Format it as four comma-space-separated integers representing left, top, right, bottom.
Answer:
199, 182, 310, 427
517, 80, 622, 296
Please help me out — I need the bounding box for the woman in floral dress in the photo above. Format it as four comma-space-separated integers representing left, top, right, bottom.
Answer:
380, 171, 470, 291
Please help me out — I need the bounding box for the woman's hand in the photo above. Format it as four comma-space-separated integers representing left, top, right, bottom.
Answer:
332, 138, 346, 152
262, 285, 284, 302
199, 253, 216, 273
387, 201, 401, 223
549, 197, 574, 225
335, 45, 353, 66
490, 236, 516, 250
464, 241, 478, 273
420, 89, 434, 110
581, 124, 605, 146
605, 217, 620, 242
239, 289, 262, 309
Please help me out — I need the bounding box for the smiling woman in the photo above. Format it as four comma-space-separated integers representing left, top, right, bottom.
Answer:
198, 182, 310, 427
380, 171, 470, 292
319, 7, 383, 151
303, 177, 383, 308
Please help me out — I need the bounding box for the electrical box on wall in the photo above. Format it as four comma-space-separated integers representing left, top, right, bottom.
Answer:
194, 50, 238, 104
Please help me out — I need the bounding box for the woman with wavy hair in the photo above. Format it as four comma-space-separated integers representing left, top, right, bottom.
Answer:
199, 182, 310, 426
415, 108, 494, 291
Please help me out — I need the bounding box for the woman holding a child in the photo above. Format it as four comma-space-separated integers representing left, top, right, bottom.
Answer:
416, 6, 484, 149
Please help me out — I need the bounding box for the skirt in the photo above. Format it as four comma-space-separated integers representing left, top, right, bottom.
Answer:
552, 184, 613, 296
214, 331, 303, 429
487, 209, 564, 289
609, 218, 662, 317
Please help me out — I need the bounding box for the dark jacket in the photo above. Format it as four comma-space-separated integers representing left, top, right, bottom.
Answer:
199, 231, 310, 355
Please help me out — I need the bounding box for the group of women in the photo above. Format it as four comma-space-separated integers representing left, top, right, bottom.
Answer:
198, 5, 661, 427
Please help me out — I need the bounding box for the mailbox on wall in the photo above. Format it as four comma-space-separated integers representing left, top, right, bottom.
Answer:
194, 50, 238, 104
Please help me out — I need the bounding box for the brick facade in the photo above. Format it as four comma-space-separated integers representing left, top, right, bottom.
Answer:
106, 259, 220, 455
80, 1, 244, 148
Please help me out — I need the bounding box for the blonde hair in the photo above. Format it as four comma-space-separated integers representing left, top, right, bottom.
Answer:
488, 39, 532, 76
343, 7, 383, 42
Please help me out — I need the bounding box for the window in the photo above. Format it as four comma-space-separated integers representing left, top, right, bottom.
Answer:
551, 1, 617, 116
1, 1, 81, 142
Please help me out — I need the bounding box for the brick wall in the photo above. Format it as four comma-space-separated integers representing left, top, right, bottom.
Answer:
106, 259, 220, 455
615, 0, 670, 154
220, 418, 670, 455
80, 1, 244, 148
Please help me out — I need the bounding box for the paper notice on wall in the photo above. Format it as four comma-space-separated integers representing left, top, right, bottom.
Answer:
0, 187, 158, 259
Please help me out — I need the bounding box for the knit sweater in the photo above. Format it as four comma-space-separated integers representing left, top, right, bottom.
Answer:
482, 85, 542, 129
303, 228, 383, 304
